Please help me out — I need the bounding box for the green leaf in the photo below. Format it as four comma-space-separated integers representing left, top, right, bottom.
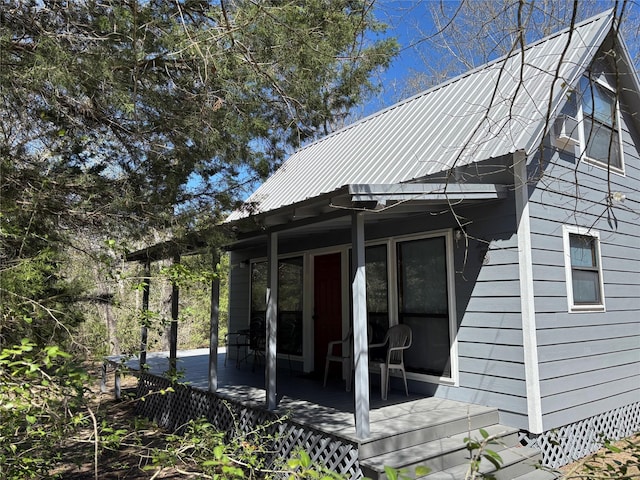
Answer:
384, 466, 398, 480
415, 465, 431, 476
213, 445, 224, 460
299, 449, 311, 468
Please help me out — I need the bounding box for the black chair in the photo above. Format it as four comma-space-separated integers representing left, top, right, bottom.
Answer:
224, 329, 250, 367
249, 316, 266, 371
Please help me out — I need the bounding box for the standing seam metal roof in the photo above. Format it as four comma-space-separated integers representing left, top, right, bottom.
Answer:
228, 10, 613, 221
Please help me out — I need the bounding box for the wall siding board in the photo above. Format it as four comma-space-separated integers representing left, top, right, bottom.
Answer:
541, 377, 638, 415
540, 362, 640, 396
434, 384, 529, 416
533, 280, 568, 298
538, 350, 640, 379
476, 264, 522, 282
542, 390, 640, 431
536, 336, 640, 363
459, 343, 525, 363
457, 327, 524, 345
459, 311, 523, 328
464, 296, 523, 313
458, 357, 526, 380
536, 311, 640, 329
458, 372, 527, 396
536, 323, 639, 345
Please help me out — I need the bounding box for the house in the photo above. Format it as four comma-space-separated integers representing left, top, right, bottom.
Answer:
222, 9, 639, 466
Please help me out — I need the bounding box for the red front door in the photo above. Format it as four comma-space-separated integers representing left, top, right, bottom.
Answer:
313, 253, 343, 372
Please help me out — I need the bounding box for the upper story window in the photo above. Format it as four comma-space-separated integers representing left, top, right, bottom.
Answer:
557, 66, 624, 174
562, 225, 605, 313
580, 75, 623, 172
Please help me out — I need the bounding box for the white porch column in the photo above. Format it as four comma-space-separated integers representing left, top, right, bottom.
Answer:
208, 249, 221, 393
169, 253, 180, 373
266, 232, 279, 410
140, 260, 150, 369
352, 212, 370, 438
514, 151, 543, 433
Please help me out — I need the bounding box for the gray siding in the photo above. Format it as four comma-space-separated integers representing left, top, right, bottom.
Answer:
527, 96, 640, 431
433, 197, 531, 430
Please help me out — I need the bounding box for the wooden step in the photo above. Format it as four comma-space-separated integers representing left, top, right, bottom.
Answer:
512, 468, 560, 480
415, 446, 543, 480
359, 405, 500, 459
360, 424, 520, 477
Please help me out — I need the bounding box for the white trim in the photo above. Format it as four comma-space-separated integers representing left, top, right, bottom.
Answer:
514, 152, 544, 434
562, 225, 606, 313
445, 229, 460, 387
391, 229, 459, 386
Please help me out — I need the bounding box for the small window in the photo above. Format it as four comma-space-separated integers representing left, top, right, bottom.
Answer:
563, 226, 605, 312
579, 75, 623, 172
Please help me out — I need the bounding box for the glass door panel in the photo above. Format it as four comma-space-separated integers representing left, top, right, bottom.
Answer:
397, 236, 451, 377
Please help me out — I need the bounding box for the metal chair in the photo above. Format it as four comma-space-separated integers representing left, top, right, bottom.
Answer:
249, 316, 266, 371
224, 329, 250, 367
323, 329, 353, 391
368, 324, 412, 400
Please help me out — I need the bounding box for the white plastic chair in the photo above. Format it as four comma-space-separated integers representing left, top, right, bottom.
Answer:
368, 324, 412, 400
323, 329, 353, 391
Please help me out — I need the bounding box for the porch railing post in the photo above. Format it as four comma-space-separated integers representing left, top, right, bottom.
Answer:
169, 253, 180, 373
140, 260, 150, 369
209, 248, 221, 392
352, 211, 370, 438
266, 232, 278, 410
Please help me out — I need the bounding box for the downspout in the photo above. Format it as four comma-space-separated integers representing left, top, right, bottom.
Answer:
513, 151, 544, 434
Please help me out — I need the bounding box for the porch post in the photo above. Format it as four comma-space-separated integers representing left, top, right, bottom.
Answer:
140, 259, 150, 369
209, 249, 221, 392
169, 253, 180, 373
266, 232, 278, 410
352, 211, 370, 438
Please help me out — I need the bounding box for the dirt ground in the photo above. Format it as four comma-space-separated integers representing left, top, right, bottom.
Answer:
52, 364, 639, 479
52, 368, 193, 479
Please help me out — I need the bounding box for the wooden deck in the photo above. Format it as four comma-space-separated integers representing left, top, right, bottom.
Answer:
107, 348, 553, 479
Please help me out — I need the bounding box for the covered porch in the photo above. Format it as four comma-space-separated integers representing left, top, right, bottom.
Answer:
125, 178, 512, 442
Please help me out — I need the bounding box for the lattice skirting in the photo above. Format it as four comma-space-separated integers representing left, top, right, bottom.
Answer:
135, 373, 362, 478
520, 401, 640, 468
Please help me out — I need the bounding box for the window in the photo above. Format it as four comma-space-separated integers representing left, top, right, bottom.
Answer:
348, 244, 389, 344
250, 257, 304, 355
579, 75, 623, 172
365, 245, 389, 344
397, 236, 451, 377
563, 226, 605, 312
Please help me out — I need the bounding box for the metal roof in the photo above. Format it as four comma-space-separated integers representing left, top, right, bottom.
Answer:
227, 10, 614, 221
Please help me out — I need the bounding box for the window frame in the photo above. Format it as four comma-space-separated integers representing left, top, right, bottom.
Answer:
562, 225, 606, 313
578, 74, 625, 175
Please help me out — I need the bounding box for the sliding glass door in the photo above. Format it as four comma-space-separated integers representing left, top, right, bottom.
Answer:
397, 236, 451, 378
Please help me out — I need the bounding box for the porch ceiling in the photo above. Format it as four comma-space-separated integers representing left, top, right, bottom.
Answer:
226, 182, 507, 250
